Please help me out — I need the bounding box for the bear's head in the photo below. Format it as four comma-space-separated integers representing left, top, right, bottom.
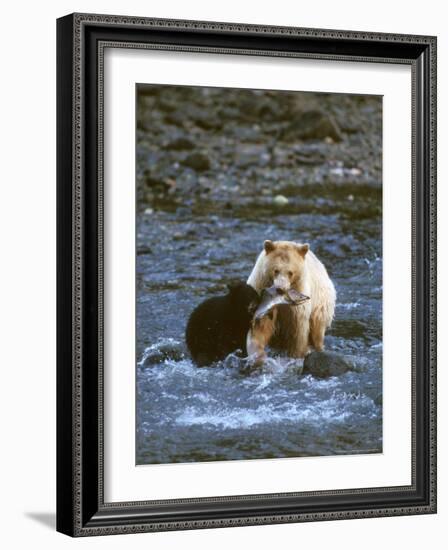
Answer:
261, 240, 309, 292
226, 282, 260, 317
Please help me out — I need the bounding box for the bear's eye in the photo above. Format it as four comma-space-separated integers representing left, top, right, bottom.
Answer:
274, 269, 280, 276
288, 271, 293, 278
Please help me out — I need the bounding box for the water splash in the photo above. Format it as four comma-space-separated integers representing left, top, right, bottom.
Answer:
136, 338, 382, 463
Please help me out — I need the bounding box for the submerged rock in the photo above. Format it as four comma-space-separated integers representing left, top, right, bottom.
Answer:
141, 340, 186, 367
303, 351, 361, 378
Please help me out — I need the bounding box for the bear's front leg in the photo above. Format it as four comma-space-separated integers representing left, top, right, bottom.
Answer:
288, 308, 310, 358
309, 315, 326, 352
246, 310, 276, 367
288, 330, 310, 357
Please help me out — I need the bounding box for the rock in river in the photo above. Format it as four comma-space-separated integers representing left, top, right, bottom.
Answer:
141, 339, 186, 367
303, 351, 360, 378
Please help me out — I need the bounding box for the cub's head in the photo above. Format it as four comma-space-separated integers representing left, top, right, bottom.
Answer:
226, 282, 260, 317
261, 240, 309, 291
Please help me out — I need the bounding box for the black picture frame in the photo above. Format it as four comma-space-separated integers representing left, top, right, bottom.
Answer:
57, 13, 437, 537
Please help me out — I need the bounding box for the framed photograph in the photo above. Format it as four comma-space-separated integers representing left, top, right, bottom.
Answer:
56, 13, 437, 536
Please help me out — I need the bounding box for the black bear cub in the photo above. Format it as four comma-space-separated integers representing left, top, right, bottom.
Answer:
186, 282, 260, 366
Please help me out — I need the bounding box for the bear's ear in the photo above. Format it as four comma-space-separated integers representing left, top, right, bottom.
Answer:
296, 243, 310, 257
264, 240, 276, 254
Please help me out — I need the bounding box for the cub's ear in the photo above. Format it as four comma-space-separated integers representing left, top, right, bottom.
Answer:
264, 240, 276, 254
296, 243, 310, 257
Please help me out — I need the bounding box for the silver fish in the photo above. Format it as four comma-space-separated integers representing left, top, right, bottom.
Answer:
254, 286, 310, 320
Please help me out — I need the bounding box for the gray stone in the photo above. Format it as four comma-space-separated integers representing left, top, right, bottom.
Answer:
303, 351, 359, 378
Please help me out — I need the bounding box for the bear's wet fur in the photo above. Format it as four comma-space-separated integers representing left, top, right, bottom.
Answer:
186, 282, 260, 366
247, 240, 336, 361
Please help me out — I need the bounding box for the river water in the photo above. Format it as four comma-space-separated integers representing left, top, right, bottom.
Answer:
136, 200, 382, 464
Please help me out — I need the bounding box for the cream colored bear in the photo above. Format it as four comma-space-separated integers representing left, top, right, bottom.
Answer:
247, 240, 336, 362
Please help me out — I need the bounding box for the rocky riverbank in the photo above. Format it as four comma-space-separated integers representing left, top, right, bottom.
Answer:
136, 85, 382, 218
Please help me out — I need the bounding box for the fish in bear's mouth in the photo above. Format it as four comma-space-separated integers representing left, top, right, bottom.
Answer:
253, 285, 310, 320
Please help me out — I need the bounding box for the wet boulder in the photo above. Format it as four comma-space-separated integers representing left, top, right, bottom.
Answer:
141, 340, 186, 367
303, 351, 360, 378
